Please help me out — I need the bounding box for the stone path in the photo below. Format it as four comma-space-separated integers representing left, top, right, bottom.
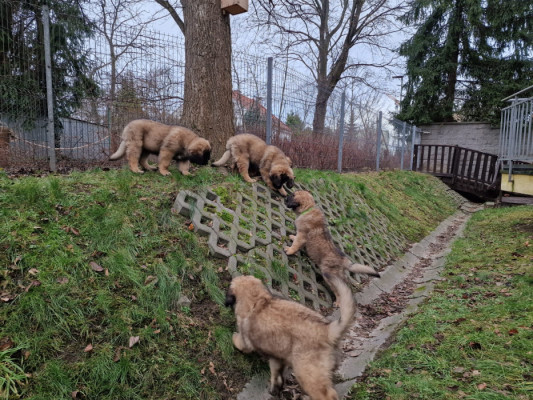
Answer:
237, 202, 483, 399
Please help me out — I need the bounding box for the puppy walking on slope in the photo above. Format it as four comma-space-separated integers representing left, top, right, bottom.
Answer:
285, 190, 380, 303
225, 274, 355, 400
212, 133, 294, 196
109, 119, 211, 176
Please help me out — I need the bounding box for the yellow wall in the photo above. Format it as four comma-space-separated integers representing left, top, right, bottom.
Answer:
501, 173, 533, 196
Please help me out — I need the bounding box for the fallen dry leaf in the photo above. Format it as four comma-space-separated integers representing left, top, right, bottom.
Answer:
28, 268, 39, 276
508, 328, 518, 336
128, 336, 140, 348
113, 346, 124, 362
348, 350, 363, 357
0, 337, 14, 351
144, 275, 158, 285
1, 293, 15, 302
57, 277, 69, 284
84, 344, 93, 353
25, 280, 41, 292
188, 223, 195, 231
89, 261, 104, 272
209, 361, 216, 375
71, 390, 80, 399
477, 383, 487, 390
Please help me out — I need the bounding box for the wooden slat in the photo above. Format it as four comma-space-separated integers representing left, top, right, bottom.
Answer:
473, 152, 482, 184
447, 146, 454, 174
433, 145, 440, 173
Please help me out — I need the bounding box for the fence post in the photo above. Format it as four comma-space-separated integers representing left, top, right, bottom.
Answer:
410, 125, 416, 170
266, 57, 273, 145
337, 91, 346, 173
42, 5, 56, 172
376, 111, 382, 171
400, 121, 406, 170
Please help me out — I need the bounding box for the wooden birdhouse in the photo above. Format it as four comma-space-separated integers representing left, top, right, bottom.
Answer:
221, 0, 248, 15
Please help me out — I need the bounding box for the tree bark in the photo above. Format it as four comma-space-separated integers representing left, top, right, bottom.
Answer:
180, 0, 234, 158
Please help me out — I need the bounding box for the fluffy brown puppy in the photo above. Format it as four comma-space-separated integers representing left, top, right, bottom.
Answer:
211, 133, 294, 196
284, 190, 380, 303
109, 119, 211, 176
225, 274, 354, 400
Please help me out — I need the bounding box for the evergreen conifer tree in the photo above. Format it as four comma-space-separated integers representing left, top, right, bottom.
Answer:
398, 0, 533, 125
0, 0, 97, 129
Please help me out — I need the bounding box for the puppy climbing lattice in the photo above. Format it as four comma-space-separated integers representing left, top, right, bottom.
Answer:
172, 179, 452, 310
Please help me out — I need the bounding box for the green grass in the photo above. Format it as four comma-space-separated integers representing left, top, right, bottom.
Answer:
347, 206, 533, 400
296, 169, 458, 242
0, 165, 460, 399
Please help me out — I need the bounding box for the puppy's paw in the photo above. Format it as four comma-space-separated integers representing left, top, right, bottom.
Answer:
159, 170, 171, 176
278, 188, 288, 197
245, 178, 257, 183
284, 246, 295, 255
289, 234, 296, 241
269, 383, 282, 396
181, 171, 191, 176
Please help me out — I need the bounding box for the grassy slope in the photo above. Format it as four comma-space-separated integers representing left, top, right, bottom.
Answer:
1, 167, 458, 399
347, 206, 533, 400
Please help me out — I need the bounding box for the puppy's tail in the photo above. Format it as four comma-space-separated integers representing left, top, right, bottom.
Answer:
211, 150, 231, 166
109, 140, 126, 160
327, 274, 355, 344
347, 262, 380, 278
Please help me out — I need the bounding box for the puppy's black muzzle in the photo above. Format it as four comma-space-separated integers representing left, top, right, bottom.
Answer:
286, 178, 294, 189
190, 150, 211, 165
225, 291, 236, 308
285, 194, 299, 210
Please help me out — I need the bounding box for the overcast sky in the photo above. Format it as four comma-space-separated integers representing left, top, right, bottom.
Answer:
106, 1, 409, 117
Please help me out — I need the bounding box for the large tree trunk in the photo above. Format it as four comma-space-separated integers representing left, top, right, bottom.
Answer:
312, 85, 332, 135
180, 0, 234, 158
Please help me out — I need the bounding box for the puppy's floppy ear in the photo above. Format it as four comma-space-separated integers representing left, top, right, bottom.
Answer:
225, 289, 236, 308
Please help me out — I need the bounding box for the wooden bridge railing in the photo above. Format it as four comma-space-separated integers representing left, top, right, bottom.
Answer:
413, 144, 499, 198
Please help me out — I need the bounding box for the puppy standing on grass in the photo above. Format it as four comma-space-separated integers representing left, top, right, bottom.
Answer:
211, 133, 294, 196
109, 119, 211, 176
284, 190, 380, 303
225, 274, 354, 400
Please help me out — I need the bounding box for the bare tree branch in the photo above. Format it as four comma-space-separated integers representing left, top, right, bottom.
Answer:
154, 0, 184, 34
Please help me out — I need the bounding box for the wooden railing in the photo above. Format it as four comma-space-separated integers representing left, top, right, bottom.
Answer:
413, 144, 499, 198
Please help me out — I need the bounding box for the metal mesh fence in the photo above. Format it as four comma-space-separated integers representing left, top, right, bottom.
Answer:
0, 2, 418, 172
